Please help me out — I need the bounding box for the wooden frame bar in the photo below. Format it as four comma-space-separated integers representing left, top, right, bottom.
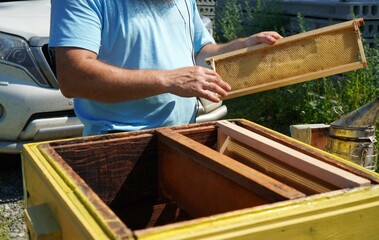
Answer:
206, 19, 365, 63
216, 120, 370, 188
156, 128, 305, 218
206, 18, 366, 100
236, 120, 379, 183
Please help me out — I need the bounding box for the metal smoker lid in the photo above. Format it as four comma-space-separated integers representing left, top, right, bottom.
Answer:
331, 98, 379, 128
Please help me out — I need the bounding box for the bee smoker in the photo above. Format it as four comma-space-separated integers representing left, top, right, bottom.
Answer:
326, 98, 379, 171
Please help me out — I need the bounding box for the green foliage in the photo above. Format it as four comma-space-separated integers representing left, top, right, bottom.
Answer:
298, 41, 379, 125
243, 0, 287, 36
215, 0, 288, 43
296, 12, 308, 32
215, 0, 244, 42
215, 0, 379, 139
0, 206, 11, 240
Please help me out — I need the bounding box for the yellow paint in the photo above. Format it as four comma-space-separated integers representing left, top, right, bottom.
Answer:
24, 204, 61, 240
23, 144, 131, 240
22, 119, 379, 240
35, 145, 131, 239
135, 186, 379, 239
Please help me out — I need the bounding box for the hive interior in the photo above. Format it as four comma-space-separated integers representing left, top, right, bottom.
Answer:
40, 120, 376, 231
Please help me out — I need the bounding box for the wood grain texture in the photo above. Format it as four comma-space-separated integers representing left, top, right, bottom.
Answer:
157, 128, 305, 217
216, 120, 371, 188
236, 119, 379, 184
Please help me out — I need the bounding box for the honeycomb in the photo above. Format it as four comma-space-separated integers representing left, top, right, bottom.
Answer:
209, 19, 366, 99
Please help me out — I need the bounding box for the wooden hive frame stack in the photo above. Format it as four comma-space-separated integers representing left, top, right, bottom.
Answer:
156, 120, 371, 218
216, 120, 370, 195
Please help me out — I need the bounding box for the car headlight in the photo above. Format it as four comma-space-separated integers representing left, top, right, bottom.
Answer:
0, 32, 50, 87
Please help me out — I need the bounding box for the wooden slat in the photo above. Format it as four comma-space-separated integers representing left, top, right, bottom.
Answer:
216, 120, 371, 188
354, 20, 367, 67
206, 18, 364, 63
236, 120, 379, 184
222, 138, 338, 195
217, 127, 229, 153
156, 128, 305, 218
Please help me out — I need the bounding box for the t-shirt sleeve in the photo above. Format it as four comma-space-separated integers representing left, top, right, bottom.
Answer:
191, 0, 216, 54
49, 0, 102, 54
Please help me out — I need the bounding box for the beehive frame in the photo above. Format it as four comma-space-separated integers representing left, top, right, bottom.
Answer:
216, 120, 370, 195
206, 18, 367, 99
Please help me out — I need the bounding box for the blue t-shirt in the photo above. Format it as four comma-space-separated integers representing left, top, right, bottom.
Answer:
49, 0, 215, 135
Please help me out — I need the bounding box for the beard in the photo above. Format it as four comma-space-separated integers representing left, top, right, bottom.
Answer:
148, 0, 174, 3
136, 0, 176, 15
148, 0, 176, 10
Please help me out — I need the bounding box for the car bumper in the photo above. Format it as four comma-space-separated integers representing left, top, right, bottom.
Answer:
0, 116, 83, 154
0, 69, 84, 153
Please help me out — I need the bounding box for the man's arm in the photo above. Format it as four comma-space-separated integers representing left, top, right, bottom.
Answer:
55, 32, 281, 104
196, 31, 283, 67
55, 47, 231, 103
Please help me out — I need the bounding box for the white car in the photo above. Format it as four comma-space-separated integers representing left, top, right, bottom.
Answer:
0, 0, 226, 154
0, 0, 83, 153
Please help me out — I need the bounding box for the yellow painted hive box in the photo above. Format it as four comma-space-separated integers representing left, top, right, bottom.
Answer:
21, 119, 379, 240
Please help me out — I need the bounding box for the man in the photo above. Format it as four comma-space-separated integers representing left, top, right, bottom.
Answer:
50, 0, 282, 136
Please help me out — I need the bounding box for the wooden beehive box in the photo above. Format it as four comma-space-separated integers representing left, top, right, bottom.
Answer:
22, 119, 379, 239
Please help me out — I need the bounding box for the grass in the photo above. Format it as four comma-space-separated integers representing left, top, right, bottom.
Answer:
0, 201, 26, 240
0, 206, 11, 239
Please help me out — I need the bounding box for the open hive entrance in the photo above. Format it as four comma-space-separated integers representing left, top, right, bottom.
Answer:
36, 120, 379, 235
